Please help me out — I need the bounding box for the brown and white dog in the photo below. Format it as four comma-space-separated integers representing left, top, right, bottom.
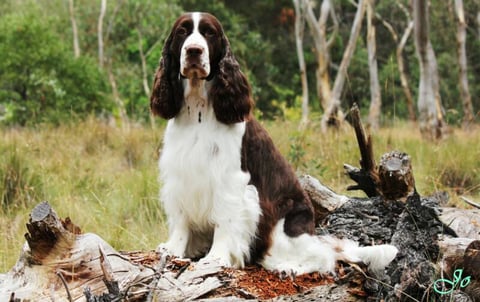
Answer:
150, 12, 397, 274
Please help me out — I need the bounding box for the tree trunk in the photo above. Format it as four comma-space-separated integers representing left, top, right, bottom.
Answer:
366, 0, 381, 131
293, 0, 309, 126
68, 0, 80, 58
397, 20, 416, 122
107, 62, 129, 129
477, 11, 480, 39
374, 4, 416, 123
454, 0, 475, 130
137, 29, 155, 128
304, 0, 336, 112
321, 0, 366, 132
98, 0, 107, 68
414, 0, 446, 140
137, 29, 151, 99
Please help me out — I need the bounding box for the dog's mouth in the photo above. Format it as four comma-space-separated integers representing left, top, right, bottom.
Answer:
181, 64, 209, 80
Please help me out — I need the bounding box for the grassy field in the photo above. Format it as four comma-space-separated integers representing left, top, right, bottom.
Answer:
1, 118, 479, 271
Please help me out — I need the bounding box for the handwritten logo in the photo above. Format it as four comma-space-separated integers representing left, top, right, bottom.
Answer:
433, 269, 471, 295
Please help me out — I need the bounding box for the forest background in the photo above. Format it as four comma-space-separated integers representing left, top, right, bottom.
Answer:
1, 0, 480, 270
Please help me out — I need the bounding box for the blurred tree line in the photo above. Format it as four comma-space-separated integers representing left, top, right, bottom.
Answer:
0, 0, 479, 127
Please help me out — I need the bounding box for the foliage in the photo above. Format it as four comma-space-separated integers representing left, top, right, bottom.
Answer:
1, 0, 480, 125
0, 10, 111, 126
87, 0, 182, 121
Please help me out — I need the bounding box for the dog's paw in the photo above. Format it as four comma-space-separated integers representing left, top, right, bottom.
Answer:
273, 269, 297, 280
156, 242, 185, 259
156, 243, 171, 255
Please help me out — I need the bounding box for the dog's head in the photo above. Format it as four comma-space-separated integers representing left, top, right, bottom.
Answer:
150, 12, 253, 124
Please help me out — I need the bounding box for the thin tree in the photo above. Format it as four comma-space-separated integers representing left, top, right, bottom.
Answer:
368, 3, 415, 122
366, 0, 381, 131
137, 29, 150, 98
98, 0, 128, 127
304, 0, 338, 111
454, 0, 474, 130
397, 20, 416, 122
321, 0, 366, 132
477, 12, 480, 39
293, 0, 309, 125
68, 0, 80, 58
98, 0, 107, 68
413, 0, 446, 139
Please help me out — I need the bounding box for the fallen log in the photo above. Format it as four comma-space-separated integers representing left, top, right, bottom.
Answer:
0, 202, 153, 302
0, 200, 382, 301
2, 178, 479, 302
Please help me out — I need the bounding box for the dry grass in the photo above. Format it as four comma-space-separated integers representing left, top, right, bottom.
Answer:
1, 118, 479, 271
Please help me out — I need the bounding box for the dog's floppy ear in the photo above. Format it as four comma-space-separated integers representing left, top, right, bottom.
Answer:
209, 35, 253, 124
150, 30, 183, 119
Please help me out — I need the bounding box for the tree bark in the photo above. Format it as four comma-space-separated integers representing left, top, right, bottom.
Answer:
366, 0, 381, 131
68, 0, 80, 58
414, 0, 446, 140
454, 0, 475, 130
321, 0, 366, 132
293, 0, 309, 126
98, 0, 107, 68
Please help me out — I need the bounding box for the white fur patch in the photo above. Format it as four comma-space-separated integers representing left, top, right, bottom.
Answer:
180, 12, 210, 78
261, 219, 398, 275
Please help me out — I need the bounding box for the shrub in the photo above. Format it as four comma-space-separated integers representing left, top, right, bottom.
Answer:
0, 12, 112, 125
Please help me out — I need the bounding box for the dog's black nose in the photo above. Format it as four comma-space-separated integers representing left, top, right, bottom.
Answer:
186, 45, 204, 56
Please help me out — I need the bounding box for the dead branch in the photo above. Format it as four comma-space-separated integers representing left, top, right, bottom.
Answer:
461, 196, 480, 209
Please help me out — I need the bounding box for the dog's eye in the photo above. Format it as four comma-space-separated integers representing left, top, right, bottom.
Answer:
203, 28, 216, 38
176, 27, 187, 36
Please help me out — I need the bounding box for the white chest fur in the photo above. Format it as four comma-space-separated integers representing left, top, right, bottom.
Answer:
160, 81, 249, 230
158, 79, 261, 266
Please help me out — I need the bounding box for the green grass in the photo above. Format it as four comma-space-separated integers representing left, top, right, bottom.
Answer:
1, 118, 479, 271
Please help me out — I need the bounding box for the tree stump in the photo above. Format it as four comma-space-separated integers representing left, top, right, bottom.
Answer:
344, 104, 415, 202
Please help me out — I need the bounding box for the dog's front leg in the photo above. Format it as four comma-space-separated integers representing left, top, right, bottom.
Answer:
157, 216, 190, 258
203, 185, 260, 268
203, 222, 238, 267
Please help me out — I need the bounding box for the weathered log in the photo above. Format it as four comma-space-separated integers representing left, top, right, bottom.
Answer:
153, 259, 224, 301
298, 175, 348, 223
440, 207, 480, 239
2, 181, 479, 301
0, 202, 153, 301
